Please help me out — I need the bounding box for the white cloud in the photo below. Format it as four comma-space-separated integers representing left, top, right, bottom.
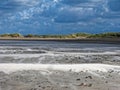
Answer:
15, 0, 40, 6
19, 11, 31, 19
53, 0, 59, 3
0, 0, 120, 34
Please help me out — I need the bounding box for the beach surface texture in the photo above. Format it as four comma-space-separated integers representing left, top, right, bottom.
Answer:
0, 40, 120, 90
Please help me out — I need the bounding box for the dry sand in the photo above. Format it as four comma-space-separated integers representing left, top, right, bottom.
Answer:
0, 64, 120, 90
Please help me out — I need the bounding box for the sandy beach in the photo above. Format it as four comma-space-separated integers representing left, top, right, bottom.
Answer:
0, 37, 120, 44
0, 40, 120, 90
0, 64, 120, 90
0, 0, 120, 89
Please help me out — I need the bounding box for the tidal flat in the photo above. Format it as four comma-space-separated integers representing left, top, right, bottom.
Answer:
0, 40, 120, 90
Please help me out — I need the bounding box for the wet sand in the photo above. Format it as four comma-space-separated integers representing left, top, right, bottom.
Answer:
0, 37, 120, 44
0, 40, 120, 90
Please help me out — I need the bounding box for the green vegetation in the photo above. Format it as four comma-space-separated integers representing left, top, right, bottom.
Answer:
0, 33, 23, 37
88, 32, 120, 38
24, 33, 90, 39
0, 32, 120, 39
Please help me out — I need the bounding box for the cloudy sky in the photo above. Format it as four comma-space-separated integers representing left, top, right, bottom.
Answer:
0, 0, 120, 34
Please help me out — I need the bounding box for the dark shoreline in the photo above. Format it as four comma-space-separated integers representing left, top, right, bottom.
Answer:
0, 38, 120, 44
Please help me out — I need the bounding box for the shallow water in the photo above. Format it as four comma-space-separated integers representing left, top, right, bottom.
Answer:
0, 40, 120, 64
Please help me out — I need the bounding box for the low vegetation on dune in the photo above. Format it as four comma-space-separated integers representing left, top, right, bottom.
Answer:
0, 32, 120, 38
0, 33, 23, 38
88, 32, 120, 38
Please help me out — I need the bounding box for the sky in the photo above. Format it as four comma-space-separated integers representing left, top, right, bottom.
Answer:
0, 0, 120, 34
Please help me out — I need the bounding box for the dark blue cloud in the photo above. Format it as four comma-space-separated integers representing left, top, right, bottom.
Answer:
108, 0, 120, 12
0, 0, 120, 34
54, 7, 96, 23
61, 0, 89, 5
0, 0, 20, 14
